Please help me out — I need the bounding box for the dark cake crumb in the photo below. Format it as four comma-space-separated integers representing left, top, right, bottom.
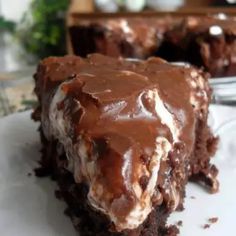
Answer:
190, 196, 196, 199
202, 217, 218, 229
208, 217, 218, 224
34, 167, 51, 177
176, 220, 183, 227
166, 225, 180, 236
27, 172, 32, 177
203, 224, 210, 229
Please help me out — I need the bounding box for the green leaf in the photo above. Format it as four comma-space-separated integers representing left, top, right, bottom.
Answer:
0, 16, 16, 33
17, 0, 68, 59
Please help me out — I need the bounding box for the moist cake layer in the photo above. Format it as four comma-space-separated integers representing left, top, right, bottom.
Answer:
33, 54, 218, 235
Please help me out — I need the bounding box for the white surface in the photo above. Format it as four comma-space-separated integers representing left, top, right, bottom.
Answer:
0, 111, 77, 236
0, 0, 32, 72
0, 106, 236, 235
147, 0, 184, 10
169, 105, 236, 235
95, 0, 119, 12
125, 0, 146, 12
1, 0, 32, 22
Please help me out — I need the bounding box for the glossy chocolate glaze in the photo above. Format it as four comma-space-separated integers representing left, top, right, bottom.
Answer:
69, 17, 176, 59
69, 16, 236, 77
34, 54, 213, 231
157, 16, 236, 77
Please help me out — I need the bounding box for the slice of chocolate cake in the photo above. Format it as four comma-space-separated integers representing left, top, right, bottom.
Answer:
68, 17, 175, 59
68, 15, 236, 77
156, 16, 236, 77
33, 54, 218, 236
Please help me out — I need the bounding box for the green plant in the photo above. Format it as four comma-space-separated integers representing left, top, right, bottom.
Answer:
0, 16, 16, 33
18, 0, 68, 60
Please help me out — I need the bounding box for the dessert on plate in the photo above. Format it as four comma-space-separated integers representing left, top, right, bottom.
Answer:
157, 16, 236, 77
68, 17, 176, 59
33, 54, 219, 236
68, 15, 236, 77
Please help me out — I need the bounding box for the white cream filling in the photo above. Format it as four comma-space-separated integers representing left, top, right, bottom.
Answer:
120, 20, 132, 34
188, 70, 209, 113
107, 19, 135, 43
87, 137, 172, 231
147, 89, 180, 142
47, 82, 182, 231
148, 90, 181, 210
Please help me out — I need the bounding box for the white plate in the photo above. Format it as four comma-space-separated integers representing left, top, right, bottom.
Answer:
0, 111, 77, 236
0, 107, 236, 236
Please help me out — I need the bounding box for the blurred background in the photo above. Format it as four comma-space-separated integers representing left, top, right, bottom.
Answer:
0, 0, 236, 117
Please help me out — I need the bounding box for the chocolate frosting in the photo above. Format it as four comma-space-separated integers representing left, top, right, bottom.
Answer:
34, 54, 210, 231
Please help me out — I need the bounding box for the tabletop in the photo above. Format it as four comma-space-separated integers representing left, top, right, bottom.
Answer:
0, 67, 36, 117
